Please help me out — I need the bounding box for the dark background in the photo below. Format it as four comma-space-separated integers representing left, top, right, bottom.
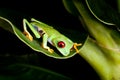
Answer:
0, 0, 100, 80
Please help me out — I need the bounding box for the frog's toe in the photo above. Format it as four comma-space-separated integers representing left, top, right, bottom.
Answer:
23, 31, 33, 41
48, 48, 54, 53
73, 43, 82, 53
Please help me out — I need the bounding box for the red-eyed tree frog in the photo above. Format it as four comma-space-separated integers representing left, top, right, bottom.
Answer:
23, 18, 81, 56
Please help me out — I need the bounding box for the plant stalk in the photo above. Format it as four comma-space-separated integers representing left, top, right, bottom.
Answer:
72, 0, 120, 80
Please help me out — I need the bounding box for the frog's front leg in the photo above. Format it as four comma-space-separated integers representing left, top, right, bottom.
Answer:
42, 33, 54, 53
73, 43, 82, 53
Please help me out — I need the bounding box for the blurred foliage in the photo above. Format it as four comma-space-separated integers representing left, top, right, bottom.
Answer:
0, 0, 99, 80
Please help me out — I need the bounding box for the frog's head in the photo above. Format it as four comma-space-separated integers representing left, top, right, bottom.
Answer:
52, 38, 73, 56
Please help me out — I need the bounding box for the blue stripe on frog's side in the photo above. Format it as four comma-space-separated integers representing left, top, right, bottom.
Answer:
33, 25, 45, 36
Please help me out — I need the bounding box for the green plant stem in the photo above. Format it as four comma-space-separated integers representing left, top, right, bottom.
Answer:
80, 37, 120, 80
117, 0, 120, 13
73, 0, 117, 49
80, 37, 112, 80
72, 0, 120, 80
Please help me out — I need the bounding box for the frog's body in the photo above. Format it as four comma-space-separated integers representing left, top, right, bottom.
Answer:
23, 18, 81, 56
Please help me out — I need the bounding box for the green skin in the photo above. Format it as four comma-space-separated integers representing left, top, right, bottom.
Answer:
23, 18, 80, 56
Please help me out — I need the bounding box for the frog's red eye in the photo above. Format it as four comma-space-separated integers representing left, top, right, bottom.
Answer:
58, 41, 65, 48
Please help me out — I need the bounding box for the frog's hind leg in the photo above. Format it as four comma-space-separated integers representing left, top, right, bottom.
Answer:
23, 19, 40, 41
23, 19, 33, 41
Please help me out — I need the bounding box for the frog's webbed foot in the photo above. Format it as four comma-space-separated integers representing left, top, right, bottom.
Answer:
23, 31, 33, 41
48, 48, 54, 53
42, 44, 54, 53
73, 43, 82, 53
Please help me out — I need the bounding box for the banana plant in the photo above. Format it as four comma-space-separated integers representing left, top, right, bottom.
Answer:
63, 0, 120, 80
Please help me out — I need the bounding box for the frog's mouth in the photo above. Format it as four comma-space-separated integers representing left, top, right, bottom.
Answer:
71, 43, 82, 53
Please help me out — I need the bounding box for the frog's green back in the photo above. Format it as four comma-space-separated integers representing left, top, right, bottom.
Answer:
31, 18, 74, 56
31, 19, 62, 36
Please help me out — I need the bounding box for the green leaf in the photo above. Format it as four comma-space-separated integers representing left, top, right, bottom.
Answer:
86, 0, 120, 28
0, 63, 71, 80
0, 13, 87, 59
62, 0, 79, 16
